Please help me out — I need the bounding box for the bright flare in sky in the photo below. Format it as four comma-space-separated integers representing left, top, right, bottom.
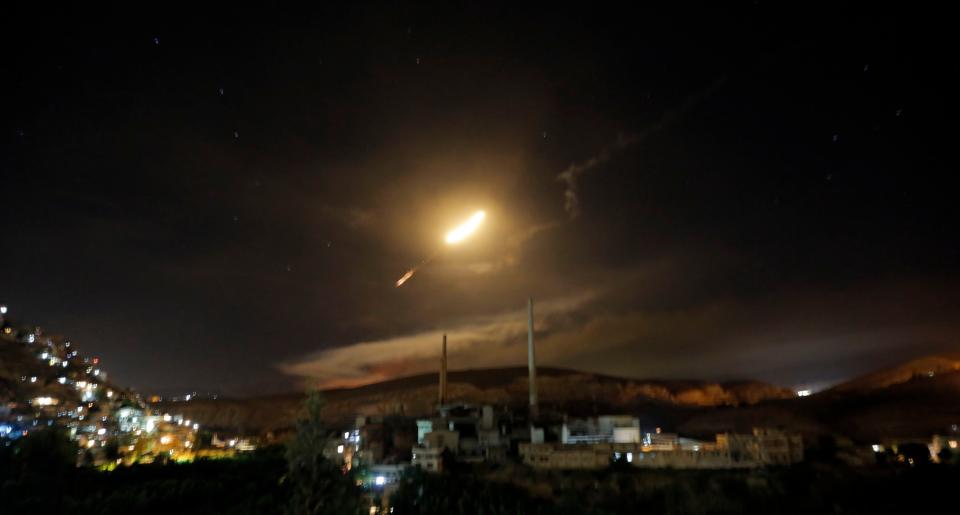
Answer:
396, 210, 486, 287
395, 269, 415, 287
445, 210, 486, 244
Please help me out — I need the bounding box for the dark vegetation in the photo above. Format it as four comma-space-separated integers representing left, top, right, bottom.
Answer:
1, 430, 289, 515
4, 386, 960, 515
3, 428, 960, 515
1, 393, 361, 515
390, 462, 960, 515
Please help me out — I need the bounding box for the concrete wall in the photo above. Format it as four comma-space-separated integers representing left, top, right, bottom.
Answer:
521, 429, 804, 470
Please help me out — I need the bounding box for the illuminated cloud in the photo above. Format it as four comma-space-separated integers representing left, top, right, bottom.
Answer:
279, 277, 960, 390
278, 292, 596, 388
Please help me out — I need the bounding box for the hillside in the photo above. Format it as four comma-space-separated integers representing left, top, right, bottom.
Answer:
157, 367, 795, 433
9, 312, 960, 444
159, 357, 960, 442
1, 332, 85, 411
828, 356, 960, 393
679, 357, 960, 441
0, 325, 139, 428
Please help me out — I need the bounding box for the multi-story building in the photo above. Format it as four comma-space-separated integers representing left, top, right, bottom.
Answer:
562, 415, 641, 444
520, 428, 803, 470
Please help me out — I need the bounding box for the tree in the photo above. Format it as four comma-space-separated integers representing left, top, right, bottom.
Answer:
104, 438, 121, 462
285, 391, 362, 515
14, 428, 78, 481
899, 443, 931, 466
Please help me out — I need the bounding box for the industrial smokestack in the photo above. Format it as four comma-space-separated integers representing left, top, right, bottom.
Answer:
527, 298, 539, 420
439, 333, 448, 406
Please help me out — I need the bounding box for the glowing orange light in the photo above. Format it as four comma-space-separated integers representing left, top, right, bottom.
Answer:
445, 211, 485, 244
395, 269, 415, 287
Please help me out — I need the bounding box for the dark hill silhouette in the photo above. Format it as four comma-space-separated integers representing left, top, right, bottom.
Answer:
827, 355, 960, 393
157, 367, 794, 434
680, 357, 960, 441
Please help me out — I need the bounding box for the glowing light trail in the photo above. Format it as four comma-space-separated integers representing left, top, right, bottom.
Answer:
445, 211, 485, 244
395, 210, 487, 287
396, 269, 415, 287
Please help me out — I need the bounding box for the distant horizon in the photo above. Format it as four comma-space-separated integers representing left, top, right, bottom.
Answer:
144, 354, 958, 399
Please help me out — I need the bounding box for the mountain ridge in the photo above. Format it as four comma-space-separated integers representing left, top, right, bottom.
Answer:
827, 355, 960, 393
155, 366, 795, 433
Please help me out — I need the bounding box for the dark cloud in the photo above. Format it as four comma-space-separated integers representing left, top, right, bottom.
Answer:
1, 3, 956, 394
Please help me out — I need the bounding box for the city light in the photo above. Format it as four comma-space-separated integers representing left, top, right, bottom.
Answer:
0, 305, 7, 314
796, 390, 811, 397
444, 210, 485, 244
337, 445, 344, 454
375, 475, 386, 486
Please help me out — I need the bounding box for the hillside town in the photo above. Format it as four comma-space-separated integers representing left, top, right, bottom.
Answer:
6, 299, 960, 487
1, 304, 206, 465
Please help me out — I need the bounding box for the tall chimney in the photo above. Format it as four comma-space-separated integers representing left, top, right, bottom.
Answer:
527, 298, 539, 420
439, 333, 448, 406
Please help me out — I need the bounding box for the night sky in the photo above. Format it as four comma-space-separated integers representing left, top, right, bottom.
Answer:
2, 3, 956, 395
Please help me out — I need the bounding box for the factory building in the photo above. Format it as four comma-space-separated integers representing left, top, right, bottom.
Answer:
520, 428, 803, 469
562, 415, 641, 444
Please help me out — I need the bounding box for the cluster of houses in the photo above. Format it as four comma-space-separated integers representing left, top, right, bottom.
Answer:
326, 405, 804, 481
1, 305, 201, 465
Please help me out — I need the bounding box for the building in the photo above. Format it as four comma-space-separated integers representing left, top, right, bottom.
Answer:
717, 428, 804, 466
424, 429, 459, 452
520, 428, 803, 470
644, 429, 680, 450
115, 406, 145, 433
520, 441, 734, 469
411, 446, 444, 472
561, 415, 641, 444
416, 419, 434, 445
